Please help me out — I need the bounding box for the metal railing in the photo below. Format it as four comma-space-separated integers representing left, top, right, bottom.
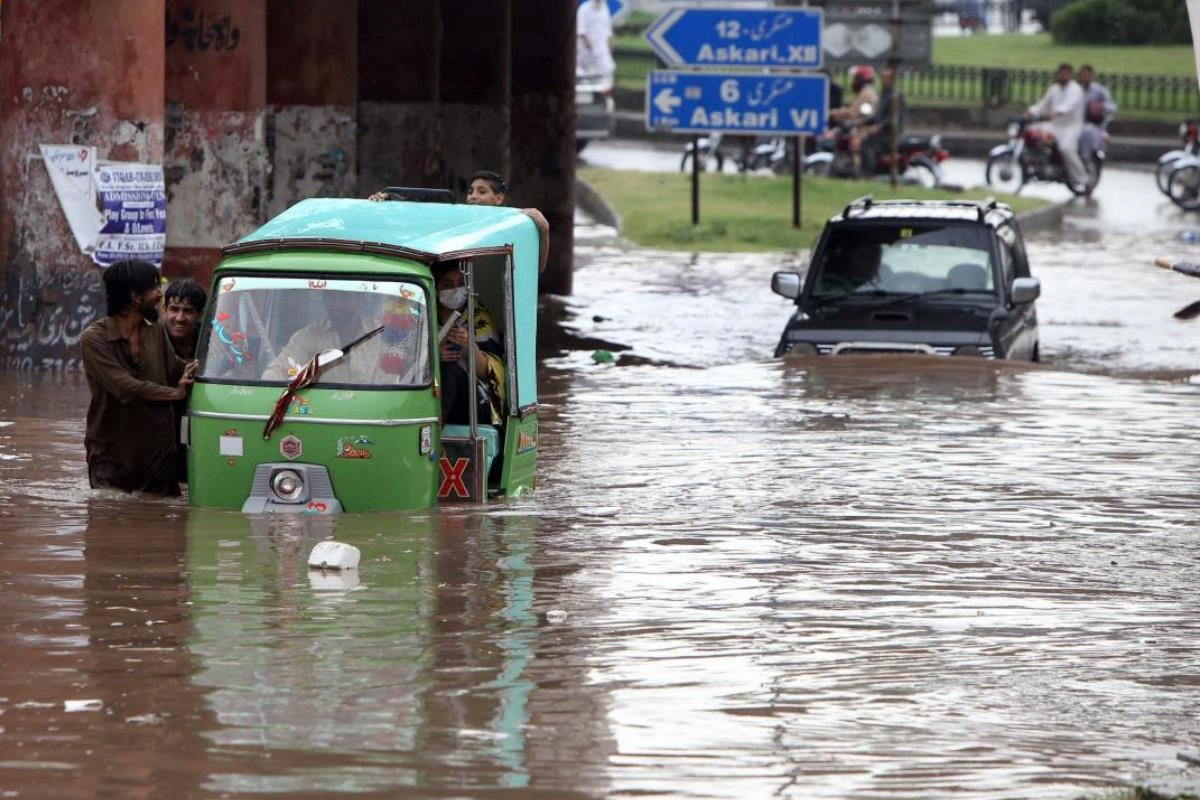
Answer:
902, 64, 1200, 115
615, 47, 1200, 116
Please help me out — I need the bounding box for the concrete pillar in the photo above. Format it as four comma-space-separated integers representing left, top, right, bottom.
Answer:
163, 0, 268, 288
265, 0, 358, 217
0, 0, 165, 370
357, 1, 441, 193
358, 0, 509, 198
511, 0, 575, 295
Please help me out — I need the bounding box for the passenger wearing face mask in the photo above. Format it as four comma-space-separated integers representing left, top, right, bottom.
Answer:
434, 261, 505, 426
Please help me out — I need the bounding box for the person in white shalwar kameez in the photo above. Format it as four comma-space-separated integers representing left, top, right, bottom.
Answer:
1027, 63, 1087, 192
577, 0, 615, 80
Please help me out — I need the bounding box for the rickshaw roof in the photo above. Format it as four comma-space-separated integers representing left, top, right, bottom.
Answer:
225, 198, 535, 264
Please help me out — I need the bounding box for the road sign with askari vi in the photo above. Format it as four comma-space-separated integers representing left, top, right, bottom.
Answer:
645, 71, 828, 136
645, 7, 824, 70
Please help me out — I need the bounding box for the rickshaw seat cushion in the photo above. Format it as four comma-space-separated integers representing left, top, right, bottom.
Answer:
441, 424, 499, 472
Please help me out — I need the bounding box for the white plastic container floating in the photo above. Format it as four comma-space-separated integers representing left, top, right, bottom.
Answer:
64, 699, 104, 713
307, 541, 361, 571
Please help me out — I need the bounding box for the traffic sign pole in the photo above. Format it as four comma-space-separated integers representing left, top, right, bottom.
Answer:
792, 138, 802, 229
692, 135, 701, 225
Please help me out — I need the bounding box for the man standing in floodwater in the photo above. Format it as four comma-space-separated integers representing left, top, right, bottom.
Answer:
80, 260, 197, 496
160, 278, 207, 483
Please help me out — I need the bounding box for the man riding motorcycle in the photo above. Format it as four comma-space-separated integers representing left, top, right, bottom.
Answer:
829, 65, 878, 177
858, 64, 907, 178
1027, 62, 1088, 194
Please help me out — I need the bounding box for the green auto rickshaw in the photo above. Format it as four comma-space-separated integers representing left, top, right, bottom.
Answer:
185, 192, 540, 512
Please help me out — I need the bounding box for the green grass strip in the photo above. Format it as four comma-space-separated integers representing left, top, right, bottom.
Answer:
579, 167, 1050, 253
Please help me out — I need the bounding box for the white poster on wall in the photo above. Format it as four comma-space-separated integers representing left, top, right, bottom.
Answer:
39, 144, 105, 253
91, 162, 167, 269
39, 146, 167, 268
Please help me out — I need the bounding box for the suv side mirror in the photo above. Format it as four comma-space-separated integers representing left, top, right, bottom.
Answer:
771, 271, 803, 300
1011, 277, 1040, 304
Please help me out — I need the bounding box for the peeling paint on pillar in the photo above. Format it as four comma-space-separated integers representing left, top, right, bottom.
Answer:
267, 107, 356, 217
163, 105, 269, 253
0, 0, 166, 370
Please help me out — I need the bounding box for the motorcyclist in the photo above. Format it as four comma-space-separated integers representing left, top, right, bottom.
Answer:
1078, 64, 1116, 163
829, 65, 878, 176
1026, 62, 1087, 193
858, 63, 906, 177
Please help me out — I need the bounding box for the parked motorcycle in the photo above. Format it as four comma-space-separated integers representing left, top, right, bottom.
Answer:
1165, 154, 1200, 212
680, 133, 726, 174
985, 116, 1103, 197
802, 120, 948, 187
1156, 120, 1199, 196
680, 134, 790, 175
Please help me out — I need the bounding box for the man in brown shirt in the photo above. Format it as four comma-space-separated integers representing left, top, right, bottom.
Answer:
81, 261, 197, 496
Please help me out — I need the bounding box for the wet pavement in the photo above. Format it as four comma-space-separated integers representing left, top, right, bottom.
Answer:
2, 162, 1200, 798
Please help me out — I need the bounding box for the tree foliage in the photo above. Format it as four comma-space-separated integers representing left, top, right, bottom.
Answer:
1051, 0, 1192, 45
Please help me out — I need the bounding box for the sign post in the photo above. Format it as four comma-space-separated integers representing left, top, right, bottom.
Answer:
644, 7, 826, 227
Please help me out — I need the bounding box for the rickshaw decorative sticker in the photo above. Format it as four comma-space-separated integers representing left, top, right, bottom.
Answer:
220, 279, 236, 293
280, 434, 302, 461
336, 435, 373, 460
211, 312, 251, 365
517, 430, 537, 454
420, 424, 432, 455
438, 457, 471, 499
288, 395, 311, 415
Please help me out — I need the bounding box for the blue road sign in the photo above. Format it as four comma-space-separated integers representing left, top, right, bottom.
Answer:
645, 8, 823, 70
646, 71, 828, 137
577, 0, 627, 24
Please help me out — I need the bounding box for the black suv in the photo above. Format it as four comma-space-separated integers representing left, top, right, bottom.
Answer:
771, 196, 1041, 360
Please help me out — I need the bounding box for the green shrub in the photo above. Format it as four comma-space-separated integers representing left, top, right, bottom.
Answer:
1051, 0, 1191, 45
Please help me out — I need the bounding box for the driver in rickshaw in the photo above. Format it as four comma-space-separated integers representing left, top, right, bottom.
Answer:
260, 289, 424, 385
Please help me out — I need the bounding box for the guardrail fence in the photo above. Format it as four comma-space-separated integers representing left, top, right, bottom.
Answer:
615, 47, 1200, 117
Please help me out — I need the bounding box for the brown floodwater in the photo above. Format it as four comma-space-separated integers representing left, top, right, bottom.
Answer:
1, 225, 1199, 799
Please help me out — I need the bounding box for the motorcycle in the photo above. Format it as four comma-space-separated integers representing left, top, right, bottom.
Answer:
985, 116, 1103, 197
1156, 119, 1199, 196
680, 134, 790, 175
802, 119, 949, 188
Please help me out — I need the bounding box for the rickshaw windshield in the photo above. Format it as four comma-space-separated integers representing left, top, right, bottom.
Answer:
198, 275, 433, 388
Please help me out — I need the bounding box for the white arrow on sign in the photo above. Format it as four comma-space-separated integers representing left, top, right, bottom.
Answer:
654, 87, 682, 115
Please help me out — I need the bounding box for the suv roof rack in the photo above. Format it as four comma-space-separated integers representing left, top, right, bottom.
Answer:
842, 194, 874, 217
379, 187, 457, 204
836, 196, 1012, 224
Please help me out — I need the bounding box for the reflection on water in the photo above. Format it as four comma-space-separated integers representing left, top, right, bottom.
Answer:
1, 221, 1199, 798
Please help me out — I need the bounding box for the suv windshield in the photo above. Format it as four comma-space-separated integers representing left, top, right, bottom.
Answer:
812, 223, 995, 300
199, 275, 432, 388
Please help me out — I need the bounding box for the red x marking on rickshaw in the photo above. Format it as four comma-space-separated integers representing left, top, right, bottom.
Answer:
438, 457, 470, 498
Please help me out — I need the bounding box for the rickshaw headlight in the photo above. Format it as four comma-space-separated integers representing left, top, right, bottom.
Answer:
271, 469, 306, 503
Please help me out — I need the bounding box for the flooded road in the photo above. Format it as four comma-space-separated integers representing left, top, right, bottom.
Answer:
3, 202, 1200, 798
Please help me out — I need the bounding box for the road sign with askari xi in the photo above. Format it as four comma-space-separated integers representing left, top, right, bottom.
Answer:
645, 7, 824, 70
